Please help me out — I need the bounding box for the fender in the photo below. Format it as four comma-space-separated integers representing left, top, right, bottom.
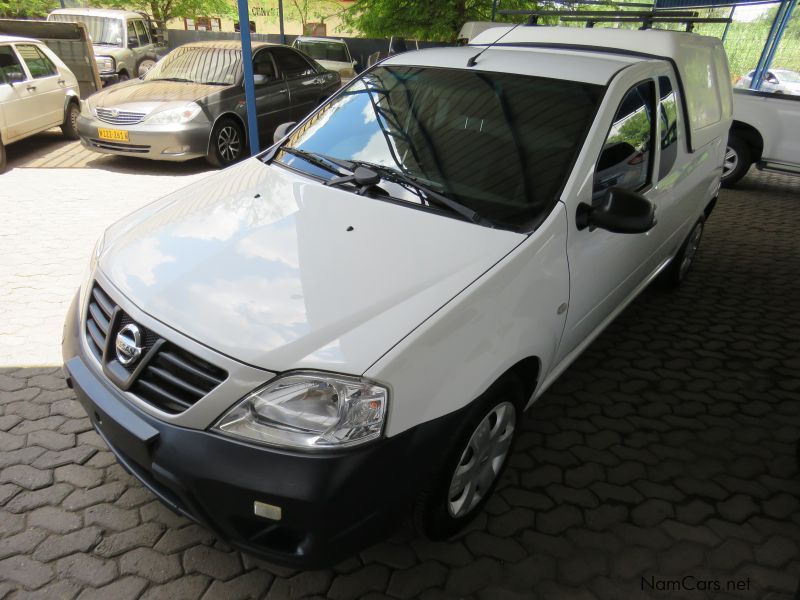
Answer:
63, 89, 80, 118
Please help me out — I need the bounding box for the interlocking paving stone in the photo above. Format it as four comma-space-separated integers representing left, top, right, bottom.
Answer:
1, 169, 799, 597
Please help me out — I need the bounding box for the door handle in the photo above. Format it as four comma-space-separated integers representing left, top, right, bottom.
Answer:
58, 79, 66, 85
278, 89, 287, 94
26, 85, 36, 92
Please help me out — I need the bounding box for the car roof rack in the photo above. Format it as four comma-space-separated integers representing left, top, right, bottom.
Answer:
498, 9, 731, 32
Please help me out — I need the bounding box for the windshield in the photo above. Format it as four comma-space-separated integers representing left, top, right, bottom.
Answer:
275, 66, 603, 230
775, 70, 800, 83
295, 41, 350, 63
144, 46, 241, 85
49, 14, 124, 47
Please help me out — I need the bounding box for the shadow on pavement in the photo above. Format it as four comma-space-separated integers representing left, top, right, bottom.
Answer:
5, 130, 212, 178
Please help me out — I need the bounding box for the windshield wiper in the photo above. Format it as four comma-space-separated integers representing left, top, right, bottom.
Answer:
274, 147, 347, 177
152, 77, 194, 83
199, 81, 229, 86
322, 157, 492, 226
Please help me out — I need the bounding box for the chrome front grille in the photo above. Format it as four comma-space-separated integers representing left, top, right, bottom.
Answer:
85, 285, 114, 361
95, 107, 147, 125
84, 282, 227, 414
133, 345, 227, 414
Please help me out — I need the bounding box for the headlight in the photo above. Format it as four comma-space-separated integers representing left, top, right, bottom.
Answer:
80, 100, 95, 118
214, 372, 388, 450
89, 232, 105, 274
144, 102, 202, 125
96, 56, 115, 73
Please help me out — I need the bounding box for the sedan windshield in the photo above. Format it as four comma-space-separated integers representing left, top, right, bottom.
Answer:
275, 66, 603, 230
49, 14, 123, 47
295, 41, 350, 63
144, 46, 241, 85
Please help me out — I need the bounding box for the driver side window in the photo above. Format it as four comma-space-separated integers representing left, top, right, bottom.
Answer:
253, 50, 278, 81
0, 45, 25, 84
594, 81, 655, 196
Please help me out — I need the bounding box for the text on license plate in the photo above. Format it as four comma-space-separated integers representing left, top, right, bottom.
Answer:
97, 128, 129, 142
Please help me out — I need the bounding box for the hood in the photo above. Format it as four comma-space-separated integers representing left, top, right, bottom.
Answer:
99, 159, 524, 374
316, 59, 354, 74
91, 79, 227, 108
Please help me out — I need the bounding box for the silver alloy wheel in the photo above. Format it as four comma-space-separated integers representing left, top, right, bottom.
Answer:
679, 222, 703, 279
722, 145, 738, 179
138, 59, 156, 77
447, 401, 516, 518
217, 125, 241, 163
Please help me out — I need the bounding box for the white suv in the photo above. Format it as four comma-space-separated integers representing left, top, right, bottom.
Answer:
62, 27, 731, 567
0, 35, 81, 173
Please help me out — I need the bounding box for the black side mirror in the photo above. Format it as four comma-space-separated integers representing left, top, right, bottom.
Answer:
273, 121, 297, 144
577, 187, 656, 234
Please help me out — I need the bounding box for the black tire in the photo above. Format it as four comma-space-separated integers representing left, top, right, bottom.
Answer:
206, 117, 246, 168
136, 55, 158, 77
61, 101, 80, 140
415, 376, 523, 540
658, 218, 704, 288
0, 137, 6, 174
721, 133, 751, 188
117, 71, 130, 83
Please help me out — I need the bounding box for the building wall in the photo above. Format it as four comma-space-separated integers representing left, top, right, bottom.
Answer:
167, 0, 353, 37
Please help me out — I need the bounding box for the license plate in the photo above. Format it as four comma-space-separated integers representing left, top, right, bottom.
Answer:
97, 128, 129, 142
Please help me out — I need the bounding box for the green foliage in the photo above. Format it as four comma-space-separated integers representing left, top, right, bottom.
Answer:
340, 0, 539, 42
0, 0, 58, 18
90, 0, 235, 24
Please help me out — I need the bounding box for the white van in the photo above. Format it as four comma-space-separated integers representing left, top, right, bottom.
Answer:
63, 27, 731, 567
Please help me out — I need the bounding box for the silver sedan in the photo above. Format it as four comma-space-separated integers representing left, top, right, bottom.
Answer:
78, 40, 340, 166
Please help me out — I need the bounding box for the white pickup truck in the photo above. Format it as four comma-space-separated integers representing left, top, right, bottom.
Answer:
722, 88, 800, 186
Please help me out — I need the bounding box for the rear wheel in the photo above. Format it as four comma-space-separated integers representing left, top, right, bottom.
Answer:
658, 219, 704, 288
721, 133, 751, 188
206, 118, 245, 168
61, 101, 80, 140
136, 56, 157, 77
415, 377, 522, 540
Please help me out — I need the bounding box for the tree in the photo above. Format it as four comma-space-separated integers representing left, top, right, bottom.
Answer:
91, 0, 234, 32
340, 0, 539, 42
284, 0, 342, 30
0, 0, 58, 18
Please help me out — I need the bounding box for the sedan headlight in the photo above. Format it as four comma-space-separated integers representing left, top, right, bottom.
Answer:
96, 56, 115, 73
214, 372, 388, 450
80, 100, 95, 118
144, 102, 202, 125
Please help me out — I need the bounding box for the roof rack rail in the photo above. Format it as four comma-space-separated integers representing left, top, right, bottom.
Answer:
497, 9, 731, 32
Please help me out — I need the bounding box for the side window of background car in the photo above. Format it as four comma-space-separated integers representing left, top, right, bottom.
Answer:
594, 81, 655, 196
272, 48, 316, 79
134, 20, 150, 47
0, 45, 26, 83
253, 50, 278, 81
127, 21, 139, 47
658, 76, 679, 180
15, 45, 56, 79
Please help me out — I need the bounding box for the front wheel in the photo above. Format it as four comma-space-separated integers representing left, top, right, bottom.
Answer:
415, 377, 522, 540
206, 118, 246, 168
61, 101, 80, 140
136, 56, 157, 77
721, 134, 751, 188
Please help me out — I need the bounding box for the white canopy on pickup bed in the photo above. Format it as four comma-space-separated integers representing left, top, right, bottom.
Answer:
470, 26, 733, 152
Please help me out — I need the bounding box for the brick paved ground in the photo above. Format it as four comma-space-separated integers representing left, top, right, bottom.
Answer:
1, 166, 799, 599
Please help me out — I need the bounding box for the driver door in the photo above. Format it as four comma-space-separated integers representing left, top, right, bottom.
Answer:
555, 78, 662, 365
251, 49, 293, 143
0, 44, 34, 142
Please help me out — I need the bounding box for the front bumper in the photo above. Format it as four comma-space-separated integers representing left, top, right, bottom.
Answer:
62, 290, 455, 567
77, 115, 210, 162
100, 73, 119, 86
